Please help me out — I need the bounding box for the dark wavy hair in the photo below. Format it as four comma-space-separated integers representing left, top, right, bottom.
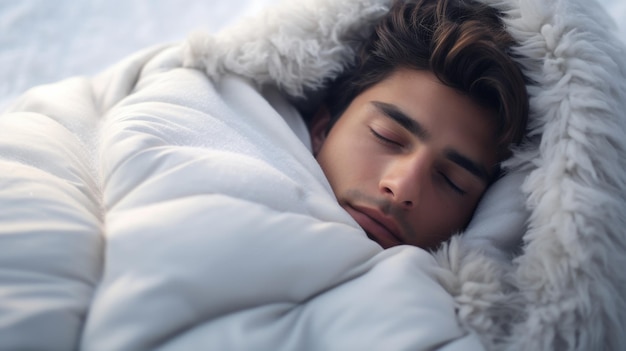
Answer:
323, 0, 529, 160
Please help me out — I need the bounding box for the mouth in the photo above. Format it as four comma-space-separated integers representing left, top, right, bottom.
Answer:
345, 204, 403, 248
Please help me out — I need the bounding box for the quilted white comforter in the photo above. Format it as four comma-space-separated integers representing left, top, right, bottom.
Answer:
0, 44, 484, 350
2, 0, 626, 350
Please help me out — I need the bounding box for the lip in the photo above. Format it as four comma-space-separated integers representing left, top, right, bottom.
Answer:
346, 204, 403, 248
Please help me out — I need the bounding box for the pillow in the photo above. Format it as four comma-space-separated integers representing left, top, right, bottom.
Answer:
461, 169, 530, 261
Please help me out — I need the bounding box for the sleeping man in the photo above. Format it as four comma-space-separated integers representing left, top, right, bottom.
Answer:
307, 0, 529, 250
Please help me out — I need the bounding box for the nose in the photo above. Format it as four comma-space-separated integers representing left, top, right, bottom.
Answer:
379, 154, 428, 209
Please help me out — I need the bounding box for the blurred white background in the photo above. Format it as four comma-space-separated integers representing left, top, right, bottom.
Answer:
0, 0, 623, 111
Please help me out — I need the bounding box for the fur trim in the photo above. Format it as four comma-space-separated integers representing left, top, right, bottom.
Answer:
431, 237, 523, 350
183, 0, 390, 97
498, 0, 626, 349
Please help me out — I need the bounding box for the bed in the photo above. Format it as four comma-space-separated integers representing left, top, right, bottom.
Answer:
1, 0, 625, 350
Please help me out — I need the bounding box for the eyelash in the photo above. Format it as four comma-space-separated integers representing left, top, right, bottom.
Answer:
439, 172, 466, 195
370, 128, 402, 147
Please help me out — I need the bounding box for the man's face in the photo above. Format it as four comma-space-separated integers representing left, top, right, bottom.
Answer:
311, 69, 499, 250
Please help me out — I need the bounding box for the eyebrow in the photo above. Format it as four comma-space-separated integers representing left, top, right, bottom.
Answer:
372, 101, 430, 140
372, 100, 490, 183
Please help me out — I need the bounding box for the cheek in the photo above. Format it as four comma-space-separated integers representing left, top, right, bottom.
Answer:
412, 190, 480, 237
316, 136, 359, 189
318, 132, 375, 181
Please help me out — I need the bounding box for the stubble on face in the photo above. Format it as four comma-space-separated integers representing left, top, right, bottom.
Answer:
338, 189, 415, 242
339, 188, 464, 249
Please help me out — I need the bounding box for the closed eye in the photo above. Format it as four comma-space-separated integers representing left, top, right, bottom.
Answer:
439, 171, 466, 195
370, 128, 403, 148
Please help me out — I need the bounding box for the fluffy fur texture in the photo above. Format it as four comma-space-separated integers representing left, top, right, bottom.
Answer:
493, 0, 626, 349
182, 0, 626, 349
183, 0, 389, 97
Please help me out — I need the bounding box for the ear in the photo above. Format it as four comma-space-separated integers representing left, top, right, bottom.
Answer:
309, 106, 331, 156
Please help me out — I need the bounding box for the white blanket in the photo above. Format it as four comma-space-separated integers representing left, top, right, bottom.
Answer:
1, 0, 625, 350
0, 44, 483, 350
